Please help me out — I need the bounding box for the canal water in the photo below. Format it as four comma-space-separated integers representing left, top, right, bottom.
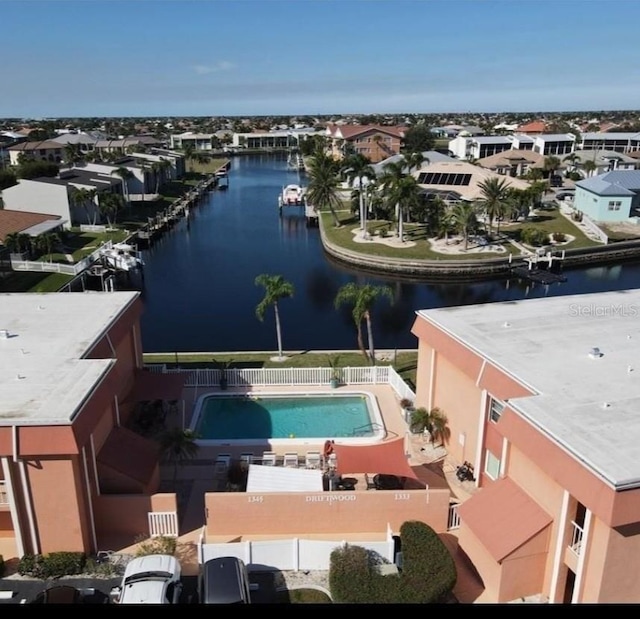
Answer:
138, 154, 640, 353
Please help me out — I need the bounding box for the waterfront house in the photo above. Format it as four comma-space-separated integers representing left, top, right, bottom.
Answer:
170, 132, 217, 151
8, 140, 64, 166
51, 132, 98, 157
325, 124, 405, 163
1, 169, 122, 228
0, 210, 64, 246
515, 120, 548, 135
573, 170, 640, 223
531, 133, 576, 156
414, 160, 531, 204
370, 150, 457, 178
411, 290, 640, 603
565, 150, 638, 179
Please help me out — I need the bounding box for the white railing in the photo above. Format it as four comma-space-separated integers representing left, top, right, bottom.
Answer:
148, 511, 179, 538
0, 481, 8, 506
199, 536, 394, 571
581, 213, 609, 244
156, 365, 409, 393
448, 503, 461, 530
10, 240, 113, 276
569, 520, 584, 557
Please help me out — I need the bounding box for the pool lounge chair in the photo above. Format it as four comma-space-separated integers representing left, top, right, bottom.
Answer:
305, 451, 322, 469
283, 452, 299, 468
261, 451, 276, 466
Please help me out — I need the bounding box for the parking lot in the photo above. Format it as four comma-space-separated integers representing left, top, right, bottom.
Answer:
0, 572, 280, 604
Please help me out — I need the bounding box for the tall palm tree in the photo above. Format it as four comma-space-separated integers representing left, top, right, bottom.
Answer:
68, 186, 97, 224
306, 151, 343, 227
111, 166, 134, 207
583, 159, 597, 178
451, 202, 478, 250
379, 161, 420, 242
476, 177, 512, 236
342, 154, 375, 233
159, 427, 199, 486
403, 151, 425, 175
98, 192, 124, 228
181, 143, 195, 172
35, 231, 59, 263
255, 274, 294, 360
334, 282, 393, 363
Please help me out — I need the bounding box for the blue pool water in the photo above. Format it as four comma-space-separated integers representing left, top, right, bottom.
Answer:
193, 394, 377, 440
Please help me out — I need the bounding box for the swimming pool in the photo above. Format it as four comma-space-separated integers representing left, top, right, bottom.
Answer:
190, 391, 385, 445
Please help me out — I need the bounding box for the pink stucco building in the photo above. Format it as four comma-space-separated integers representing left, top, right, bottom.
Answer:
411, 289, 640, 603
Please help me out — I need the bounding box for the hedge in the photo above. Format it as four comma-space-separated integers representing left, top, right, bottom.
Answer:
329, 520, 457, 603
18, 552, 86, 578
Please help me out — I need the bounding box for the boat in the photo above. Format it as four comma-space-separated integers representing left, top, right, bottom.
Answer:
99, 243, 144, 272
279, 184, 306, 207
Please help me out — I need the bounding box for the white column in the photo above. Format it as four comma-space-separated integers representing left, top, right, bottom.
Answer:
572, 508, 592, 603
90, 434, 100, 496
549, 490, 570, 603
427, 348, 436, 410
474, 390, 488, 482
82, 446, 98, 552
18, 461, 39, 555
1, 457, 25, 557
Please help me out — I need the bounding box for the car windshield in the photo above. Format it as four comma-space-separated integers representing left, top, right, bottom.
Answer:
124, 571, 172, 585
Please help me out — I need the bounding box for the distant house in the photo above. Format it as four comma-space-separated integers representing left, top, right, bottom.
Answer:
325, 124, 405, 163
94, 136, 163, 157
231, 128, 320, 149
476, 149, 545, 178
414, 160, 531, 204
8, 140, 64, 166
573, 170, 640, 222
51, 133, 98, 157
564, 150, 638, 179
449, 135, 514, 160
531, 134, 575, 156
515, 120, 548, 135
1, 169, 123, 228
579, 132, 640, 154
170, 132, 217, 151
371, 150, 457, 178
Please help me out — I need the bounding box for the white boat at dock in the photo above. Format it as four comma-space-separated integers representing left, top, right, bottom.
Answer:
99, 243, 144, 272
278, 184, 306, 207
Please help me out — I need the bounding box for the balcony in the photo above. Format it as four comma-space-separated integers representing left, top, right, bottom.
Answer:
0, 481, 8, 507
569, 520, 584, 557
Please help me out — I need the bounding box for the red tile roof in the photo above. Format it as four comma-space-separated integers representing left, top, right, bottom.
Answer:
516, 121, 547, 134
456, 477, 552, 562
7, 140, 64, 151
0, 209, 62, 243
330, 124, 405, 140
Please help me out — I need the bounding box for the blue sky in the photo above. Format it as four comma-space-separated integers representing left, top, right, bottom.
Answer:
2, 0, 640, 118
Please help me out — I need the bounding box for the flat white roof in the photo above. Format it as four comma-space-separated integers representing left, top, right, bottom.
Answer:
416, 289, 640, 490
246, 464, 323, 493
0, 291, 139, 425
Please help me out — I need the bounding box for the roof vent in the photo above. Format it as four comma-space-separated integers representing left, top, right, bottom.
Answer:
589, 347, 602, 359
602, 402, 610, 409
0, 329, 9, 340
503, 321, 511, 328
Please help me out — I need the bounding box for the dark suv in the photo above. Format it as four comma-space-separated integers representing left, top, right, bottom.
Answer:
199, 557, 252, 604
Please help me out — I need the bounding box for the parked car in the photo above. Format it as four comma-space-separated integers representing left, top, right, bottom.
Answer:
550, 175, 563, 188
110, 554, 182, 604
199, 557, 252, 604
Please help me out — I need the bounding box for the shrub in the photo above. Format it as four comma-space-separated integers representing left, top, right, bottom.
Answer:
379, 226, 389, 238
328, 522, 456, 604
134, 535, 177, 557
552, 232, 566, 243
18, 552, 86, 578
521, 226, 549, 246
399, 398, 414, 410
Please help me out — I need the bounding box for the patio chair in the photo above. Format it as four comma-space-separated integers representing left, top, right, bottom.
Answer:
364, 473, 377, 490
327, 453, 337, 470
261, 451, 276, 466
240, 452, 254, 470
283, 452, 299, 468
305, 451, 322, 469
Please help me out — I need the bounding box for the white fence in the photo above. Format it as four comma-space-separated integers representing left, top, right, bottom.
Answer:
147, 364, 416, 401
148, 511, 179, 538
199, 535, 395, 571
581, 213, 609, 244
79, 224, 107, 233
10, 240, 113, 275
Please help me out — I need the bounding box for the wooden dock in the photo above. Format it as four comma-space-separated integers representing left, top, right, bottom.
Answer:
509, 249, 568, 284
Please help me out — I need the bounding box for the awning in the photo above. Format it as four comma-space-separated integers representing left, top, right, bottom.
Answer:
456, 477, 552, 562
124, 370, 189, 403
97, 426, 160, 485
246, 464, 323, 493
332, 437, 419, 480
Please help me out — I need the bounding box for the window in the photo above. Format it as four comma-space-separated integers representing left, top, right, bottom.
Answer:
607, 200, 622, 211
488, 397, 505, 423
484, 451, 501, 480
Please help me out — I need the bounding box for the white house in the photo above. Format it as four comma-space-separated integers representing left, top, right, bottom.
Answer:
579, 132, 640, 154
1, 169, 122, 228
564, 150, 638, 179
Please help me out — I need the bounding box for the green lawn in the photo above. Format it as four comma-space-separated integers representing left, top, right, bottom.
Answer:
143, 350, 419, 390
0, 271, 73, 292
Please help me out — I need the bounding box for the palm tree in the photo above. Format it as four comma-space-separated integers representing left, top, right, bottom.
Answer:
342, 154, 375, 234
543, 155, 562, 181
255, 274, 294, 361
111, 166, 134, 207
98, 192, 124, 228
583, 159, 597, 178
379, 161, 421, 241
410, 406, 450, 446
182, 143, 195, 172
306, 150, 343, 227
3, 231, 31, 257
159, 427, 199, 486
35, 232, 59, 262
476, 177, 512, 236
68, 186, 96, 224
63, 143, 83, 166
451, 202, 478, 250
334, 282, 393, 363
